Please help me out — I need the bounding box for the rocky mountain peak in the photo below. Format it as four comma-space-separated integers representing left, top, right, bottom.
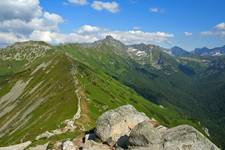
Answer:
105, 35, 115, 41
93, 35, 127, 51
103, 35, 125, 46
0, 41, 52, 62
170, 46, 190, 57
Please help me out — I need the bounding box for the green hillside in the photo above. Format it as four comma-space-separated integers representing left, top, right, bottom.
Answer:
57, 38, 225, 148
0, 42, 204, 147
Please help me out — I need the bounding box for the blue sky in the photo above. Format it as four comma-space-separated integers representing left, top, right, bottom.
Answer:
0, 0, 225, 50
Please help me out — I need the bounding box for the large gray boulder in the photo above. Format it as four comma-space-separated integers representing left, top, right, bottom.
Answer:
128, 121, 162, 150
79, 104, 220, 150
95, 105, 149, 146
162, 125, 220, 150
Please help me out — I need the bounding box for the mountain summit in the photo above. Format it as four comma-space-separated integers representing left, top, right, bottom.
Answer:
170, 46, 190, 57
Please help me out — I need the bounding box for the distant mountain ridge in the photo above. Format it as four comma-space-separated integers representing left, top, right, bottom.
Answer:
193, 45, 225, 56
169, 45, 225, 57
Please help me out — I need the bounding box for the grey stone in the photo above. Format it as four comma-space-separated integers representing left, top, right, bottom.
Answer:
95, 105, 149, 146
162, 125, 220, 150
128, 121, 162, 150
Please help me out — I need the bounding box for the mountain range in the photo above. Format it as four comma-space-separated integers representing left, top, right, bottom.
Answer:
0, 36, 225, 149
169, 45, 225, 57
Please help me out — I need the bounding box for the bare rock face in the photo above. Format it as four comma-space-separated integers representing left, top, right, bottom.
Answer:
162, 125, 220, 150
128, 121, 162, 150
95, 105, 149, 146
94, 104, 220, 150
128, 122, 220, 150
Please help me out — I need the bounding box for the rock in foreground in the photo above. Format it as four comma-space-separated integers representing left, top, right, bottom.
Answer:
0, 105, 220, 150
162, 125, 219, 150
128, 121, 162, 149
88, 105, 220, 150
95, 105, 149, 146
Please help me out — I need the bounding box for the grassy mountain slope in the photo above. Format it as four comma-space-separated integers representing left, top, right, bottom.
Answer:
0, 53, 78, 145
0, 42, 204, 147
58, 39, 225, 148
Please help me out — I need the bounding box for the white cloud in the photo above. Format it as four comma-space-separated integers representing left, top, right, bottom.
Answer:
91, 1, 119, 13
201, 22, 225, 37
108, 30, 174, 45
27, 25, 174, 45
184, 32, 192, 36
30, 12, 64, 32
67, 0, 88, 5
29, 31, 65, 43
0, 32, 24, 44
0, 12, 63, 36
0, 1, 173, 46
0, 0, 64, 45
215, 22, 225, 30
0, 23, 174, 45
77, 25, 101, 34
0, 0, 42, 21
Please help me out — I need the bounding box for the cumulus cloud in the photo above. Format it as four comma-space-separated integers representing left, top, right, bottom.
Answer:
0, 0, 64, 45
0, 0, 42, 21
27, 25, 174, 45
77, 25, 101, 34
0, 12, 63, 36
67, 0, 88, 5
91, 1, 119, 13
0, 32, 24, 44
108, 30, 174, 45
0, 1, 173, 46
201, 22, 225, 37
215, 22, 225, 30
184, 32, 192, 36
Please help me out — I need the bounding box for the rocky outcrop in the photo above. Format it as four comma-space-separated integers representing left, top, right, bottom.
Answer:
83, 105, 220, 150
95, 105, 149, 146
0, 105, 220, 150
162, 125, 219, 150
128, 121, 162, 149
